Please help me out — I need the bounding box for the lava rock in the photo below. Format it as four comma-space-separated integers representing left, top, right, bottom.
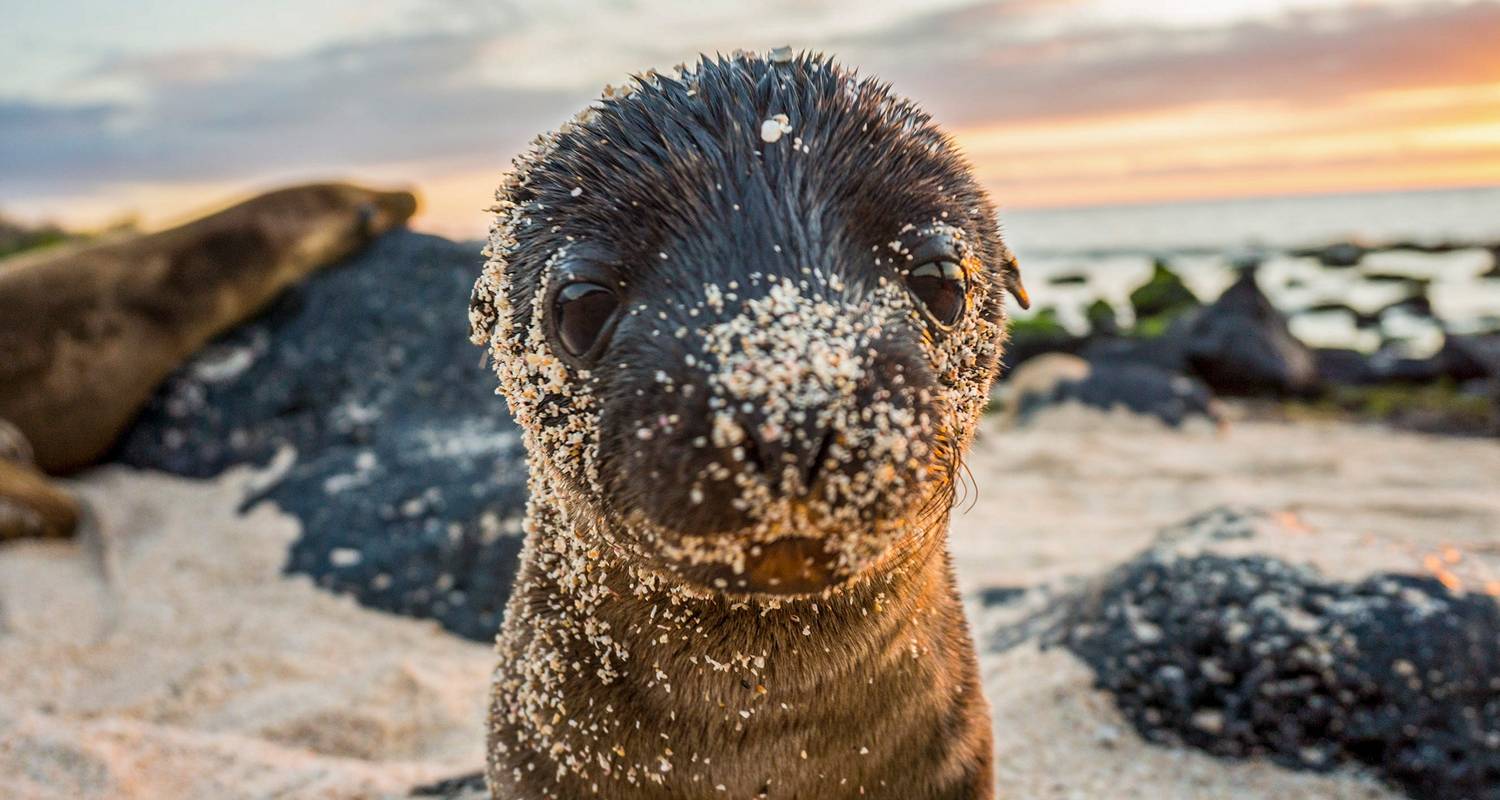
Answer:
1129, 259, 1200, 323
1080, 323, 1194, 374
1184, 271, 1320, 396
1369, 350, 1449, 385
1001, 307, 1087, 373
1296, 242, 1367, 268
1085, 299, 1120, 337
1364, 272, 1426, 285
978, 586, 1028, 607
1300, 302, 1381, 330
114, 231, 527, 641
1483, 246, 1500, 279
1441, 334, 1500, 383
1314, 348, 1377, 386
1002, 353, 1219, 428
411, 773, 488, 798
1062, 540, 1500, 800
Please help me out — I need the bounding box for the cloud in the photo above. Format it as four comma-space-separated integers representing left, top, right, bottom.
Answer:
3, 0, 1497, 219
838, 0, 1500, 126
0, 30, 583, 197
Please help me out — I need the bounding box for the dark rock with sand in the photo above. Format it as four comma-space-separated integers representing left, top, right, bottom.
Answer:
1081, 325, 1193, 374
1313, 348, 1378, 386
1483, 246, 1500, 279
1299, 302, 1379, 330
1301, 242, 1366, 268
1183, 271, 1319, 396
1002, 353, 1218, 428
1441, 334, 1500, 383
115, 231, 527, 641
1001, 307, 1086, 372
1062, 518, 1500, 800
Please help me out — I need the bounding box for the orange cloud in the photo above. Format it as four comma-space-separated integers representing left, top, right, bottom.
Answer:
955, 79, 1500, 208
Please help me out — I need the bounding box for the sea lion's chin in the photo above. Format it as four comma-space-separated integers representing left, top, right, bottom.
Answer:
673, 536, 851, 597
632, 512, 913, 598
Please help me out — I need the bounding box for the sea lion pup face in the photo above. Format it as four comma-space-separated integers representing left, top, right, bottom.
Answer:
471, 51, 1022, 597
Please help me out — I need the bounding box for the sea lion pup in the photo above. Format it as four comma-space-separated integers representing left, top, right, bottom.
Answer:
0, 183, 417, 473
470, 50, 1028, 799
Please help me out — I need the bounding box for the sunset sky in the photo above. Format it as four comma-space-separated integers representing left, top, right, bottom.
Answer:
4, 0, 1499, 237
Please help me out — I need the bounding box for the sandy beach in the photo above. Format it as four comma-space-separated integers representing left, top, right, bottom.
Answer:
3, 409, 1493, 799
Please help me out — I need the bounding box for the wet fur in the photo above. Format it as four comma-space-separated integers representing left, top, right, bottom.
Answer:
473, 52, 1020, 799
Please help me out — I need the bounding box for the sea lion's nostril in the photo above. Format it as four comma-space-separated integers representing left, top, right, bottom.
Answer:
739, 432, 769, 476
734, 408, 835, 495
803, 428, 835, 491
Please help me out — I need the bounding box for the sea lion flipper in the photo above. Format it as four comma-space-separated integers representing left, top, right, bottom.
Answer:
0, 461, 81, 541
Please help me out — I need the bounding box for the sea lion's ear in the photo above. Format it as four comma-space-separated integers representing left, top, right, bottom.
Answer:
1002, 256, 1030, 310
468, 280, 496, 346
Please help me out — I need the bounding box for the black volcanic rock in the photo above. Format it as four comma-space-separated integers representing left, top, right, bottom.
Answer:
114, 231, 527, 641
1061, 526, 1500, 800
1081, 326, 1193, 374
1441, 334, 1500, 383
1001, 307, 1087, 373
1314, 348, 1378, 386
1085, 299, 1120, 337
1005, 354, 1219, 428
1296, 242, 1367, 268
1184, 271, 1319, 396
1129, 259, 1200, 322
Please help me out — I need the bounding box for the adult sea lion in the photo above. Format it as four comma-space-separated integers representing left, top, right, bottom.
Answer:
0, 183, 417, 473
470, 50, 1028, 799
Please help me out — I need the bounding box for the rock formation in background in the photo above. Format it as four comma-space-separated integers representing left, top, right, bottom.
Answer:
1129, 259, 1200, 329
116, 232, 527, 642
0, 183, 417, 474
1183, 269, 1320, 397
998, 353, 1219, 429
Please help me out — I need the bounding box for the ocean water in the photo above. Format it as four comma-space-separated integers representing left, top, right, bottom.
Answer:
1001, 186, 1500, 256
997, 187, 1500, 353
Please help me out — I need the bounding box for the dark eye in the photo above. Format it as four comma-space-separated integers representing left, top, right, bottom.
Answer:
906, 260, 967, 326
554, 281, 619, 358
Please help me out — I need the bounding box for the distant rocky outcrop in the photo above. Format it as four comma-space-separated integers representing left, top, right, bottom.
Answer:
1000, 354, 1219, 429
1129, 259, 1200, 330
0, 214, 72, 260
1084, 299, 1120, 337
115, 231, 527, 642
1294, 242, 1366, 268
1442, 334, 1500, 383
1049, 272, 1090, 286
1001, 306, 1087, 373
1483, 247, 1500, 279
1182, 270, 1320, 397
